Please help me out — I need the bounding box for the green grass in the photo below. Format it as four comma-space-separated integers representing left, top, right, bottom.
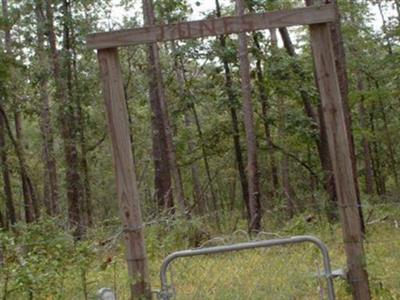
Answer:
1, 205, 399, 299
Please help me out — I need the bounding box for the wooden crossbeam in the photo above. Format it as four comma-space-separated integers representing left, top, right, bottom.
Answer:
87, 5, 336, 49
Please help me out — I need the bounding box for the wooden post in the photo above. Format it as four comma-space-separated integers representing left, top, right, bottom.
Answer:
97, 48, 151, 299
309, 23, 371, 299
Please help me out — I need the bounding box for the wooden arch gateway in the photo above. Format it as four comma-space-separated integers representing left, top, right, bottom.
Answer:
87, 3, 370, 300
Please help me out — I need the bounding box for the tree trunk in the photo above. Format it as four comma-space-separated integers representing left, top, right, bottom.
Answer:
369, 108, 386, 195
45, 0, 82, 237
215, 0, 250, 219
0, 106, 38, 223
248, 2, 279, 199
190, 103, 220, 224
171, 42, 204, 214
184, 113, 204, 214
378, 96, 399, 188
357, 79, 374, 194
35, 0, 59, 216
3, 0, 37, 224
70, 25, 93, 227
348, 0, 374, 196
14, 112, 40, 221
0, 209, 4, 229
236, 0, 262, 232
142, 0, 188, 212
278, 97, 297, 218
254, 30, 279, 197
366, 73, 398, 190
0, 1, 13, 227
376, 1, 393, 55
215, 0, 250, 218
77, 103, 93, 227
0, 110, 16, 226
278, 26, 338, 221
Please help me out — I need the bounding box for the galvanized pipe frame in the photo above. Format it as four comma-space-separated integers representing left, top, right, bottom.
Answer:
159, 235, 336, 300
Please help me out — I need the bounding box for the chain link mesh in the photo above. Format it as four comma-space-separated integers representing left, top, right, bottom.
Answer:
163, 243, 331, 300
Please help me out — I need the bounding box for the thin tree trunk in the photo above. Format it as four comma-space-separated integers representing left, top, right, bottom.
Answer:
35, 0, 59, 216
75, 95, 93, 227
174, 50, 220, 220
377, 96, 399, 188
45, 0, 82, 237
376, 1, 393, 55
357, 79, 374, 194
14, 112, 40, 221
78, 111, 93, 227
278, 97, 297, 218
171, 42, 204, 214
347, 0, 374, 195
71, 26, 93, 227
278, 26, 338, 221
190, 103, 220, 222
369, 108, 386, 195
63, 0, 83, 236
143, 0, 187, 212
249, 2, 279, 198
368, 76, 399, 188
0, 4, 11, 227
0, 107, 38, 223
236, 0, 262, 232
0, 110, 16, 226
184, 113, 204, 214
255, 30, 279, 197
3, 0, 37, 223
0, 209, 4, 229
215, 0, 250, 218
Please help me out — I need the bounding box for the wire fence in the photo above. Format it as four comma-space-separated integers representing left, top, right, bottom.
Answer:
154, 201, 400, 299
158, 236, 336, 300
0, 201, 399, 299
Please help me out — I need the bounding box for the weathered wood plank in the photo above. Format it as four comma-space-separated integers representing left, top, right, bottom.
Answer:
97, 48, 151, 299
309, 23, 371, 300
87, 5, 335, 49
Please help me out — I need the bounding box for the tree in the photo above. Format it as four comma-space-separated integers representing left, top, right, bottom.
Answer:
0, 108, 16, 226
45, 0, 83, 237
215, 0, 250, 215
2, 0, 39, 223
170, 41, 204, 213
236, 0, 262, 232
142, 0, 188, 212
34, 0, 59, 215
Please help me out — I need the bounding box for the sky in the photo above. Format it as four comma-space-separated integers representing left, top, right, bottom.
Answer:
104, 0, 396, 33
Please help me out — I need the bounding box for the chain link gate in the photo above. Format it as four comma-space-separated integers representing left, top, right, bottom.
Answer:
157, 235, 336, 300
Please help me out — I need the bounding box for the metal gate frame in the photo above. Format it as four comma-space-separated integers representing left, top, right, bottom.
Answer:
158, 235, 336, 300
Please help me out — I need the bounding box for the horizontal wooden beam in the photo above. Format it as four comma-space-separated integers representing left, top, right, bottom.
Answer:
87, 5, 336, 49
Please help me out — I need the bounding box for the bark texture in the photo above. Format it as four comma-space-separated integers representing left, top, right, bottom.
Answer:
236, 0, 262, 232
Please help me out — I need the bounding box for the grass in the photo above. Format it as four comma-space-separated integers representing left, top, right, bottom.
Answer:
1, 203, 399, 299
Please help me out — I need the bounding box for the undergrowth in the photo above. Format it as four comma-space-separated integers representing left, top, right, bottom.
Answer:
0, 203, 399, 299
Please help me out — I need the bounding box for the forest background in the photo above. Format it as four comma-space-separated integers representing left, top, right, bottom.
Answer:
0, 0, 399, 299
